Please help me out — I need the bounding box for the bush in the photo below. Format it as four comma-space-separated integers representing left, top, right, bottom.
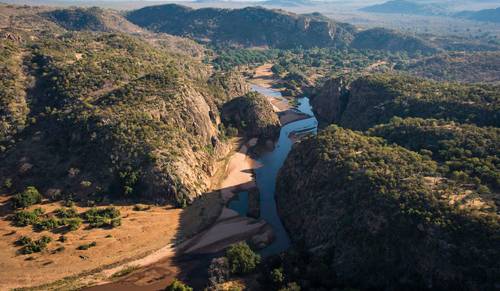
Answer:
164, 279, 193, 291
18, 235, 52, 254
225, 242, 261, 275
83, 207, 121, 228
12, 186, 42, 209
12, 209, 43, 227
55, 207, 78, 219
77, 241, 97, 250
35, 217, 63, 231
270, 268, 285, 285
65, 217, 83, 231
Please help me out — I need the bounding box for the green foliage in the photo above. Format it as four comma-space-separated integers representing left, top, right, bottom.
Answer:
17, 235, 52, 254
12, 208, 44, 227
278, 282, 301, 291
83, 207, 121, 228
55, 207, 79, 219
213, 48, 279, 70
164, 279, 193, 291
276, 126, 499, 290
77, 241, 97, 250
368, 117, 500, 190
12, 186, 42, 209
35, 217, 64, 231
327, 74, 500, 130
225, 242, 261, 275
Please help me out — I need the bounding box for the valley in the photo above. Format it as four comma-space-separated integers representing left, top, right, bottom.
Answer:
0, 1, 499, 290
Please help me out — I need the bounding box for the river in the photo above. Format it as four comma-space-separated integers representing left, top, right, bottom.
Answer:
229, 84, 318, 256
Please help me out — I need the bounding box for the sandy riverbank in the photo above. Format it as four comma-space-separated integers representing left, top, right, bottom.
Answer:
250, 64, 311, 126
82, 138, 272, 290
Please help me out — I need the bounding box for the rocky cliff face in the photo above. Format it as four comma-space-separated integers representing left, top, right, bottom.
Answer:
0, 7, 250, 204
222, 92, 280, 140
276, 126, 500, 290
311, 74, 500, 130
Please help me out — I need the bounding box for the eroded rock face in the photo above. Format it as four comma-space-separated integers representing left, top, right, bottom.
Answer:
310, 77, 349, 127
222, 92, 280, 140
276, 126, 500, 291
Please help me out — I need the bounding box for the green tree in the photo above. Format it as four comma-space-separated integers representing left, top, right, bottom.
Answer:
225, 242, 261, 275
12, 186, 42, 209
164, 279, 193, 291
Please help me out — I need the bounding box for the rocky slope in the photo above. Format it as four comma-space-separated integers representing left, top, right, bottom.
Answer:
276, 125, 499, 290
222, 91, 280, 140
126, 4, 356, 49
0, 4, 250, 205
311, 74, 500, 130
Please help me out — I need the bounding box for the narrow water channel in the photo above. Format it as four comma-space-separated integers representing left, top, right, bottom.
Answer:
229, 84, 318, 256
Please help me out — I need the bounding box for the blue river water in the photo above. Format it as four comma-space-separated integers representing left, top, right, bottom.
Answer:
229, 84, 318, 256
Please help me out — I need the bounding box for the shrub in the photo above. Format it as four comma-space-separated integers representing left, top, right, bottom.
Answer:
19, 235, 52, 254
65, 217, 83, 231
164, 279, 193, 291
58, 235, 67, 242
35, 217, 63, 231
12, 209, 42, 227
55, 207, 78, 219
225, 242, 261, 275
83, 207, 121, 228
12, 186, 42, 209
270, 268, 285, 285
77, 241, 97, 250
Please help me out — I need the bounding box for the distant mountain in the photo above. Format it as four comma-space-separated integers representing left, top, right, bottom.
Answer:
126, 4, 356, 49
454, 7, 500, 23
260, 0, 315, 7
360, 0, 447, 16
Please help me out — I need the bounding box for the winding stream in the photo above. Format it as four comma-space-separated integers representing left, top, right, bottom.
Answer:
229, 84, 318, 256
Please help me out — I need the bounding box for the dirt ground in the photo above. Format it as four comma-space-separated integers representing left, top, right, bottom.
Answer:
0, 196, 183, 290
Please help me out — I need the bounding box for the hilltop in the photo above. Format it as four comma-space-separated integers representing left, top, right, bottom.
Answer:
126, 4, 356, 49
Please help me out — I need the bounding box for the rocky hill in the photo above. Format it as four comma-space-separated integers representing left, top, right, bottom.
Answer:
126, 4, 356, 49
276, 126, 499, 290
222, 91, 280, 140
311, 74, 500, 130
0, 5, 250, 205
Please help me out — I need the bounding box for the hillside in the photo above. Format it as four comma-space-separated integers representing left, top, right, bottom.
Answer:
0, 5, 250, 205
368, 117, 500, 192
276, 126, 499, 290
311, 74, 500, 130
360, 0, 447, 16
126, 4, 356, 49
455, 7, 500, 23
351, 27, 438, 54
